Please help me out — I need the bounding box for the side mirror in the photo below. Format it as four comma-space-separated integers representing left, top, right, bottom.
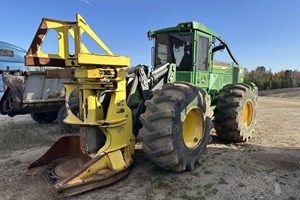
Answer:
212, 44, 226, 53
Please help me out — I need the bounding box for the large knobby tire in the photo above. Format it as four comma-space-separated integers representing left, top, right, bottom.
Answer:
57, 103, 79, 133
0, 89, 9, 115
214, 84, 257, 142
139, 82, 213, 172
30, 111, 58, 124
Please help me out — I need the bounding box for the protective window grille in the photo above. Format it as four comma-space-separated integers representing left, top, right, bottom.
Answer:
197, 36, 209, 71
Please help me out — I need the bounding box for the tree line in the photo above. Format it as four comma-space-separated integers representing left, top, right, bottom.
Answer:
245, 66, 300, 90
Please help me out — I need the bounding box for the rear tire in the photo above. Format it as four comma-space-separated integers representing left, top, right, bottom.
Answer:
140, 82, 213, 171
214, 84, 257, 142
57, 103, 79, 133
0, 89, 9, 115
30, 111, 58, 124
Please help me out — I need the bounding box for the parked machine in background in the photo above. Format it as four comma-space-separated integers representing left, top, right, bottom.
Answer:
0, 41, 26, 98
0, 42, 78, 132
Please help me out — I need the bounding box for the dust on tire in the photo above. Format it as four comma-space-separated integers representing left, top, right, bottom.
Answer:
139, 82, 213, 171
214, 83, 257, 142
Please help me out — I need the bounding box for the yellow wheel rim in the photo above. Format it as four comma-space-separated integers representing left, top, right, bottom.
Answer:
182, 108, 204, 149
243, 100, 253, 128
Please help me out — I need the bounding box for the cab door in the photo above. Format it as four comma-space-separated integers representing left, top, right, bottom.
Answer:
194, 31, 210, 89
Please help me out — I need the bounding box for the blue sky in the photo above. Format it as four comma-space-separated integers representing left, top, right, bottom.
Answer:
1, 0, 300, 72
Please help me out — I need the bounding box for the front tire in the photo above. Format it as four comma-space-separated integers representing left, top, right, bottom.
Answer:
214, 84, 257, 142
139, 82, 213, 171
30, 111, 58, 124
57, 103, 79, 133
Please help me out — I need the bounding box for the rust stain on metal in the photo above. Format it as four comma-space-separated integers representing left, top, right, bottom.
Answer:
2, 72, 26, 90
47, 91, 65, 99
80, 127, 88, 154
25, 18, 76, 67
52, 156, 91, 179
25, 56, 67, 67
47, 69, 75, 78
28, 136, 87, 169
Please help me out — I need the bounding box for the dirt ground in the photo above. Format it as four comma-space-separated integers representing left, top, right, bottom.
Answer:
0, 88, 299, 200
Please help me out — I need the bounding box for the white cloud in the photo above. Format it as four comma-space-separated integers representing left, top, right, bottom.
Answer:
80, 0, 93, 6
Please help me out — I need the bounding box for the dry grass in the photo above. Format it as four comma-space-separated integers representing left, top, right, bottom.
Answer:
0, 121, 60, 153
0, 91, 300, 199
258, 87, 300, 99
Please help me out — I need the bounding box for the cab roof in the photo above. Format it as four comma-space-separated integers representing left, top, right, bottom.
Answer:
148, 21, 219, 38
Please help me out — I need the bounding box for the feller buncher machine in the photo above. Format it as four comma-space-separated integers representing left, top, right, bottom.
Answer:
26, 14, 257, 197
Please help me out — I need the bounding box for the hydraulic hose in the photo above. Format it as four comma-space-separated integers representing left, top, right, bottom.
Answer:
217, 37, 239, 65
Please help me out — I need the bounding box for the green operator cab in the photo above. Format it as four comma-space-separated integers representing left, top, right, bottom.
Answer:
148, 22, 245, 96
